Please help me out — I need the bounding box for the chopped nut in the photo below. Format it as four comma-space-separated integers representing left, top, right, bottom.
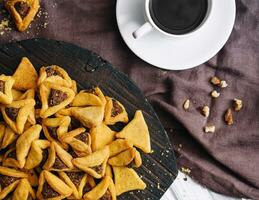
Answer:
181, 167, 191, 174
210, 76, 221, 85
204, 125, 215, 133
202, 106, 210, 117
220, 80, 228, 88
233, 98, 242, 111
183, 99, 190, 110
211, 90, 220, 98
224, 108, 233, 125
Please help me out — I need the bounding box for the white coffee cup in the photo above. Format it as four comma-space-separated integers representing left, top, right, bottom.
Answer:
133, 0, 213, 39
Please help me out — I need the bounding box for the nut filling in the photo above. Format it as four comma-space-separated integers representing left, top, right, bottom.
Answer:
7, 150, 16, 159
91, 165, 103, 174
66, 172, 85, 188
45, 67, 63, 78
0, 80, 5, 93
0, 174, 18, 189
52, 156, 67, 169
75, 132, 89, 143
14, 2, 30, 18
47, 126, 59, 140
39, 149, 49, 168
83, 183, 92, 194
42, 182, 59, 199
5, 107, 19, 121
100, 191, 112, 200
27, 194, 33, 200
111, 99, 123, 117
48, 89, 68, 107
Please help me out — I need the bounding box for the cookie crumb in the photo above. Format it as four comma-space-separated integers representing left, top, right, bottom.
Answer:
204, 125, 215, 133
210, 76, 221, 85
183, 99, 190, 110
220, 80, 228, 88
211, 90, 220, 98
233, 98, 242, 111
224, 108, 233, 125
181, 167, 191, 174
202, 106, 210, 117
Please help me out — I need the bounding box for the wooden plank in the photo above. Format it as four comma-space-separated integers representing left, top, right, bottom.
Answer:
0, 38, 178, 200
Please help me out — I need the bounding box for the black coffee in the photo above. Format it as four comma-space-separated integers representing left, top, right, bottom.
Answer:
150, 0, 208, 35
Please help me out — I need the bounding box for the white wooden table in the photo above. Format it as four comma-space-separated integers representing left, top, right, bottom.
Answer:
161, 172, 249, 200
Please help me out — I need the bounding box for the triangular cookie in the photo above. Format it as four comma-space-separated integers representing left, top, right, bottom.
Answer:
42, 116, 71, 148
116, 110, 151, 153
39, 82, 75, 118
5, 0, 40, 32
60, 127, 91, 157
90, 123, 115, 152
0, 74, 15, 105
12, 57, 38, 90
71, 106, 104, 128
43, 142, 74, 171
37, 170, 73, 199
2, 147, 20, 168
104, 96, 128, 125
71, 87, 106, 107
1, 99, 36, 134
0, 166, 28, 199
108, 139, 133, 157
84, 176, 116, 200
108, 147, 136, 167
13, 178, 36, 200
59, 171, 88, 200
24, 139, 50, 170
113, 166, 146, 196
72, 146, 109, 179
38, 65, 73, 88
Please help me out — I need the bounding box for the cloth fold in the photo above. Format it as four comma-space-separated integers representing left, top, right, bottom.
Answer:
0, 0, 258, 199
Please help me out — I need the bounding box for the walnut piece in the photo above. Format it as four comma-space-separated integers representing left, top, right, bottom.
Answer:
183, 99, 190, 110
204, 125, 215, 133
202, 106, 210, 117
210, 76, 221, 85
224, 108, 233, 125
220, 80, 228, 88
211, 90, 220, 98
233, 98, 242, 111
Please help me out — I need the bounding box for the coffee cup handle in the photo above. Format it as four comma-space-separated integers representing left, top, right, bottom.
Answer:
133, 22, 153, 39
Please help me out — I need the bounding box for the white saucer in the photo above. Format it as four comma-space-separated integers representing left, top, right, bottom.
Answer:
116, 0, 236, 70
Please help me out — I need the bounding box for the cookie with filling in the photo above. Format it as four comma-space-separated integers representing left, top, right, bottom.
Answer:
0, 74, 15, 105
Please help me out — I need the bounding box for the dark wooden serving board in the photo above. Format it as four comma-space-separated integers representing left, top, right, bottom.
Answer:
0, 38, 177, 200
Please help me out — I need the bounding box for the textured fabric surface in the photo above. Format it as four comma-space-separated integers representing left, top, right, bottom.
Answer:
0, 0, 258, 199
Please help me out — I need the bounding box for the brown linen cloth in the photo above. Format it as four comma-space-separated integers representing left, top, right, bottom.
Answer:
0, 0, 259, 199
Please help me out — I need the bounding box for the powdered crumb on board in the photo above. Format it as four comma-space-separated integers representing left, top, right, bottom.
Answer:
157, 182, 161, 189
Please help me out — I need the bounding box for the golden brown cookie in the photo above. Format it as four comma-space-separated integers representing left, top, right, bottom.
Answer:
72, 146, 109, 179
104, 96, 128, 125
0, 166, 28, 199
37, 170, 73, 200
1, 99, 36, 134
90, 123, 115, 152
43, 142, 74, 171
59, 171, 87, 199
16, 124, 42, 168
108, 147, 136, 167
60, 127, 91, 157
116, 110, 151, 153
42, 116, 71, 148
12, 57, 38, 90
83, 176, 116, 200
108, 139, 133, 158
0, 74, 15, 105
12, 178, 36, 200
113, 166, 146, 196
24, 139, 50, 170
71, 87, 106, 107
5, 0, 40, 32
39, 82, 75, 118
38, 65, 73, 88
2, 147, 20, 168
